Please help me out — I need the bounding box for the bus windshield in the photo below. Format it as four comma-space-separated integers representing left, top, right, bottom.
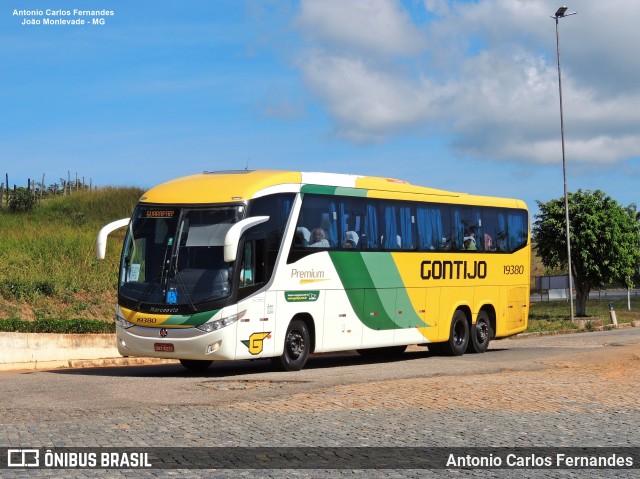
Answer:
119, 205, 245, 309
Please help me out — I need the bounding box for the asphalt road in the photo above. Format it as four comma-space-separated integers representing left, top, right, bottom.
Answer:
1, 328, 639, 478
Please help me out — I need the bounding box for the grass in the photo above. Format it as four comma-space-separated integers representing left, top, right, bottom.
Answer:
528, 296, 640, 333
0, 187, 143, 327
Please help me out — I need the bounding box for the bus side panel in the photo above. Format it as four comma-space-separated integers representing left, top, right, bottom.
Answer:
506, 286, 528, 335
321, 289, 364, 353
360, 288, 396, 348
473, 285, 498, 331
495, 285, 508, 337
423, 286, 441, 342
393, 287, 432, 346
438, 286, 473, 342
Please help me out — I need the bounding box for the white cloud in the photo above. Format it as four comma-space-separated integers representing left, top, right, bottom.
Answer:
295, 0, 426, 57
424, 0, 449, 16
298, 52, 439, 142
292, 0, 640, 166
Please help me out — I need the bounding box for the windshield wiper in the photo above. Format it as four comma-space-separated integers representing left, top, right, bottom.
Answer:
168, 247, 198, 312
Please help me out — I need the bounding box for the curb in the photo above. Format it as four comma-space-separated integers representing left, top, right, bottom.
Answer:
516, 320, 636, 338
0, 332, 176, 372
1, 322, 637, 372
0, 357, 178, 372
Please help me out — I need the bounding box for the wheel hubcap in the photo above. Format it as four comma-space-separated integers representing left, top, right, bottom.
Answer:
287, 331, 304, 359
453, 321, 464, 346
477, 322, 489, 343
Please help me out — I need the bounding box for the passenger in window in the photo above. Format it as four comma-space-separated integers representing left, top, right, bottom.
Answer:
496, 234, 507, 252
309, 228, 330, 248
442, 235, 452, 251
483, 233, 493, 251
343, 231, 359, 249
464, 227, 477, 250
294, 227, 310, 247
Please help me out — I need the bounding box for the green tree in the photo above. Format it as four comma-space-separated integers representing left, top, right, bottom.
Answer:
533, 190, 640, 317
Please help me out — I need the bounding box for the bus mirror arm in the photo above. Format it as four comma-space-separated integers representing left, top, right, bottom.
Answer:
96, 218, 131, 260
223, 216, 270, 263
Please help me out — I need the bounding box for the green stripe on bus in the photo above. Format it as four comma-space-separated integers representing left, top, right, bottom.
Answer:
165, 310, 219, 326
334, 187, 367, 197
361, 253, 427, 328
300, 185, 338, 195
300, 185, 368, 197
328, 252, 427, 330
329, 252, 394, 329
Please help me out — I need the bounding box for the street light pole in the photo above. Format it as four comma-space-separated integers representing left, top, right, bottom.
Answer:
552, 6, 577, 322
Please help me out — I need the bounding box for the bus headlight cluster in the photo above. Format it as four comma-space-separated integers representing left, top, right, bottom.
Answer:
115, 313, 135, 329
196, 310, 246, 333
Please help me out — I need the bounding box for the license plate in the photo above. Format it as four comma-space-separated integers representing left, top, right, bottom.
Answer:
154, 343, 174, 352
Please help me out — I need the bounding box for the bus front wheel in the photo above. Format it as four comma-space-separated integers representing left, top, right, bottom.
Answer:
442, 310, 469, 356
179, 359, 213, 371
272, 319, 310, 371
468, 310, 491, 354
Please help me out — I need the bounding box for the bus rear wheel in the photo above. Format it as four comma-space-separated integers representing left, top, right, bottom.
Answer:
468, 310, 491, 354
272, 319, 310, 371
179, 359, 213, 371
442, 310, 469, 356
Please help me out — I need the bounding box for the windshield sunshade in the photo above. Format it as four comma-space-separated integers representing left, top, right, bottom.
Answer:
119, 205, 244, 309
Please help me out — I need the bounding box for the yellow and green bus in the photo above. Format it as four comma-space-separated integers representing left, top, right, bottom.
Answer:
97, 170, 529, 371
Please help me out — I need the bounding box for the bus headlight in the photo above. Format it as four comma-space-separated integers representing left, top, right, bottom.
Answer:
115, 313, 135, 329
196, 310, 246, 333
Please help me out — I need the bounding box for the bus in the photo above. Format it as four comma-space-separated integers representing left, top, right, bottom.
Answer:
97, 170, 530, 371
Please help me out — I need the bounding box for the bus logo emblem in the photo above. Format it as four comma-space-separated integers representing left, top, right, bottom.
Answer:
160, 328, 168, 338
242, 332, 271, 355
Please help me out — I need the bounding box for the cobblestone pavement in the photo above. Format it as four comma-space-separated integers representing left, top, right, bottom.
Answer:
1, 329, 639, 478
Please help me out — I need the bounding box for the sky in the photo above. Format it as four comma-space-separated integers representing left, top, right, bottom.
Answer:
2, 0, 639, 218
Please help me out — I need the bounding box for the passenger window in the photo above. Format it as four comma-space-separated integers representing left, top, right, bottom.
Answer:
295, 196, 333, 248
381, 204, 414, 250
507, 210, 528, 251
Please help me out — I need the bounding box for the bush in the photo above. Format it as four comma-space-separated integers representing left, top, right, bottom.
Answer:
0, 318, 114, 333
0, 280, 56, 300
8, 188, 38, 212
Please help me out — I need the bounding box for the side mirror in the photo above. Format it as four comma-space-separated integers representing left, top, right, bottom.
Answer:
96, 218, 130, 259
223, 216, 269, 262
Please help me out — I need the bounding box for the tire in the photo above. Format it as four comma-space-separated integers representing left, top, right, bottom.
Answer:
272, 319, 311, 371
356, 345, 407, 358
467, 310, 491, 354
179, 359, 213, 371
442, 310, 469, 356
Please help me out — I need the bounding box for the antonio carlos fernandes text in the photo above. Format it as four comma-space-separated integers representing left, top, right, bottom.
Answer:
447, 453, 633, 468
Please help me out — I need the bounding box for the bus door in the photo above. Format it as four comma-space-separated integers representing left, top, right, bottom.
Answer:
235, 237, 276, 359
236, 294, 265, 359
235, 291, 277, 359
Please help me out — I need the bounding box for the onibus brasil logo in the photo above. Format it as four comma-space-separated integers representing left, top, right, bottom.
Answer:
241, 332, 271, 355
